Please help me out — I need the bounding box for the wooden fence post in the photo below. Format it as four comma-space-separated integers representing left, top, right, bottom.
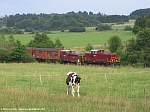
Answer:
30, 80, 32, 92
105, 73, 108, 82
40, 75, 42, 85
5, 77, 7, 88
144, 87, 147, 105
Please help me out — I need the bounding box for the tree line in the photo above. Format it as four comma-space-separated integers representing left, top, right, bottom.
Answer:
1, 11, 128, 32
130, 8, 150, 19
0, 8, 150, 32
0, 8, 150, 33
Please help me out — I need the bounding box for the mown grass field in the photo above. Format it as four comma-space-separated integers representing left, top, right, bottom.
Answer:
0, 63, 150, 112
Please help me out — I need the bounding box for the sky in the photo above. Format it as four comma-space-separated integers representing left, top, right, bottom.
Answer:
0, 0, 149, 17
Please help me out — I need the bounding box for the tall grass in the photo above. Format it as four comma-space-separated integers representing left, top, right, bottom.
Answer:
0, 63, 150, 111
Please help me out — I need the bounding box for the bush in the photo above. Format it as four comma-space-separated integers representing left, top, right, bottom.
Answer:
61, 29, 65, 32
96, 24, 112, 31
132, 63, 144, 67
69, 27, 86, 32
56, 58, 62, 64
85, 43, 93, 51
27, 33, 55, 48
0, 48, 12, 63
108, 35, 122, 53
46, 58, 51, 63
13, 29, 24, 34
124, 25, 133, 31
0, 28, 13, 34
10, 41, 35, 63
0, 28, 24, 34
25, 27, 34, 32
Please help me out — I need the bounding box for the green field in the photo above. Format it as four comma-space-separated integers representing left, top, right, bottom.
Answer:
1, 20, 136, 49
0, 63, 150, 112
3, 29, 136, 49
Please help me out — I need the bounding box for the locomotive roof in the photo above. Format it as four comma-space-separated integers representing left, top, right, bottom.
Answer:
91, 49, 104, 51
62, 50, 75, 52
91, 49, 104, 52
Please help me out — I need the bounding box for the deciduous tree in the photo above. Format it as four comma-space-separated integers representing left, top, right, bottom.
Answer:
55, 38, 64, 48
28, 33, 55, 48
108, 35, 122, 53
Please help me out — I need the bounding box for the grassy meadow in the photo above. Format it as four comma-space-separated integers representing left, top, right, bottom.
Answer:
3, 25, 136, 50
2, 21, 136, 54
3, 30, 136, 53
0, 63, 150, 112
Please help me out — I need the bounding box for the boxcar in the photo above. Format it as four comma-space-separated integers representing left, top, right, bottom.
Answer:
29, 48, 61, 62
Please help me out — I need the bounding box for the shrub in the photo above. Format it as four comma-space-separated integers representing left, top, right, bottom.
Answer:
10, 40, 35, 63
24, 27, 34, 32
69, 27, 86, 32
96, 24, 112, 31
124, 25, 133, 31
85, 43, 93, 51
108, 35, 122, 53
0, 48, 12, 63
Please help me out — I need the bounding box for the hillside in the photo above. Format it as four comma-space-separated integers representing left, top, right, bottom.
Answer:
130, 8, 150, 19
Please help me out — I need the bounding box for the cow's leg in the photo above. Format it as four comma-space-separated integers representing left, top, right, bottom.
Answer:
77, 84, 80, 97
72, 86, 75, 97
67, 85, 69, 95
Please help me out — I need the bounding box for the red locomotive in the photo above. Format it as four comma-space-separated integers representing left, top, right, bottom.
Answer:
60, 50, 82, 64
29, 47, 120, 65
84, 49, 120, 65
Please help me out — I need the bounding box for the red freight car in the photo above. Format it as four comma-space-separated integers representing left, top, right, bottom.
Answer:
84, 50, 120, 65
29, 48, 82, 64
29, 48, 61, 62
60, 50, 82, 64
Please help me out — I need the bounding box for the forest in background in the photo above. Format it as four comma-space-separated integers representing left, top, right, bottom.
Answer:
0, 8, 149, 32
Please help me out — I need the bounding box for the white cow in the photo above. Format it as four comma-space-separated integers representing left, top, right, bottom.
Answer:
66, 72, 81, 97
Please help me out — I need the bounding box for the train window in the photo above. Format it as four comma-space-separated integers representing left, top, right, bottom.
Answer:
99, 50, 104, 53
91, 50, 98, 54
92, 51, 97, 54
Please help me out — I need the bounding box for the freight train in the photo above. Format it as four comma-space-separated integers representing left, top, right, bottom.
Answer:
29, 47, 120, 65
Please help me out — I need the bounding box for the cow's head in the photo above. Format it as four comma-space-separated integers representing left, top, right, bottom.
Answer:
71, 73, 81, 86
66, 72, 81, 86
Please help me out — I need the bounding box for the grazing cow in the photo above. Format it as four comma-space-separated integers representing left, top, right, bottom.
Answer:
66, 72, 81, 97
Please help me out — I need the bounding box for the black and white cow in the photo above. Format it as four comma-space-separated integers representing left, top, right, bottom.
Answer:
66, 72, 81, 97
